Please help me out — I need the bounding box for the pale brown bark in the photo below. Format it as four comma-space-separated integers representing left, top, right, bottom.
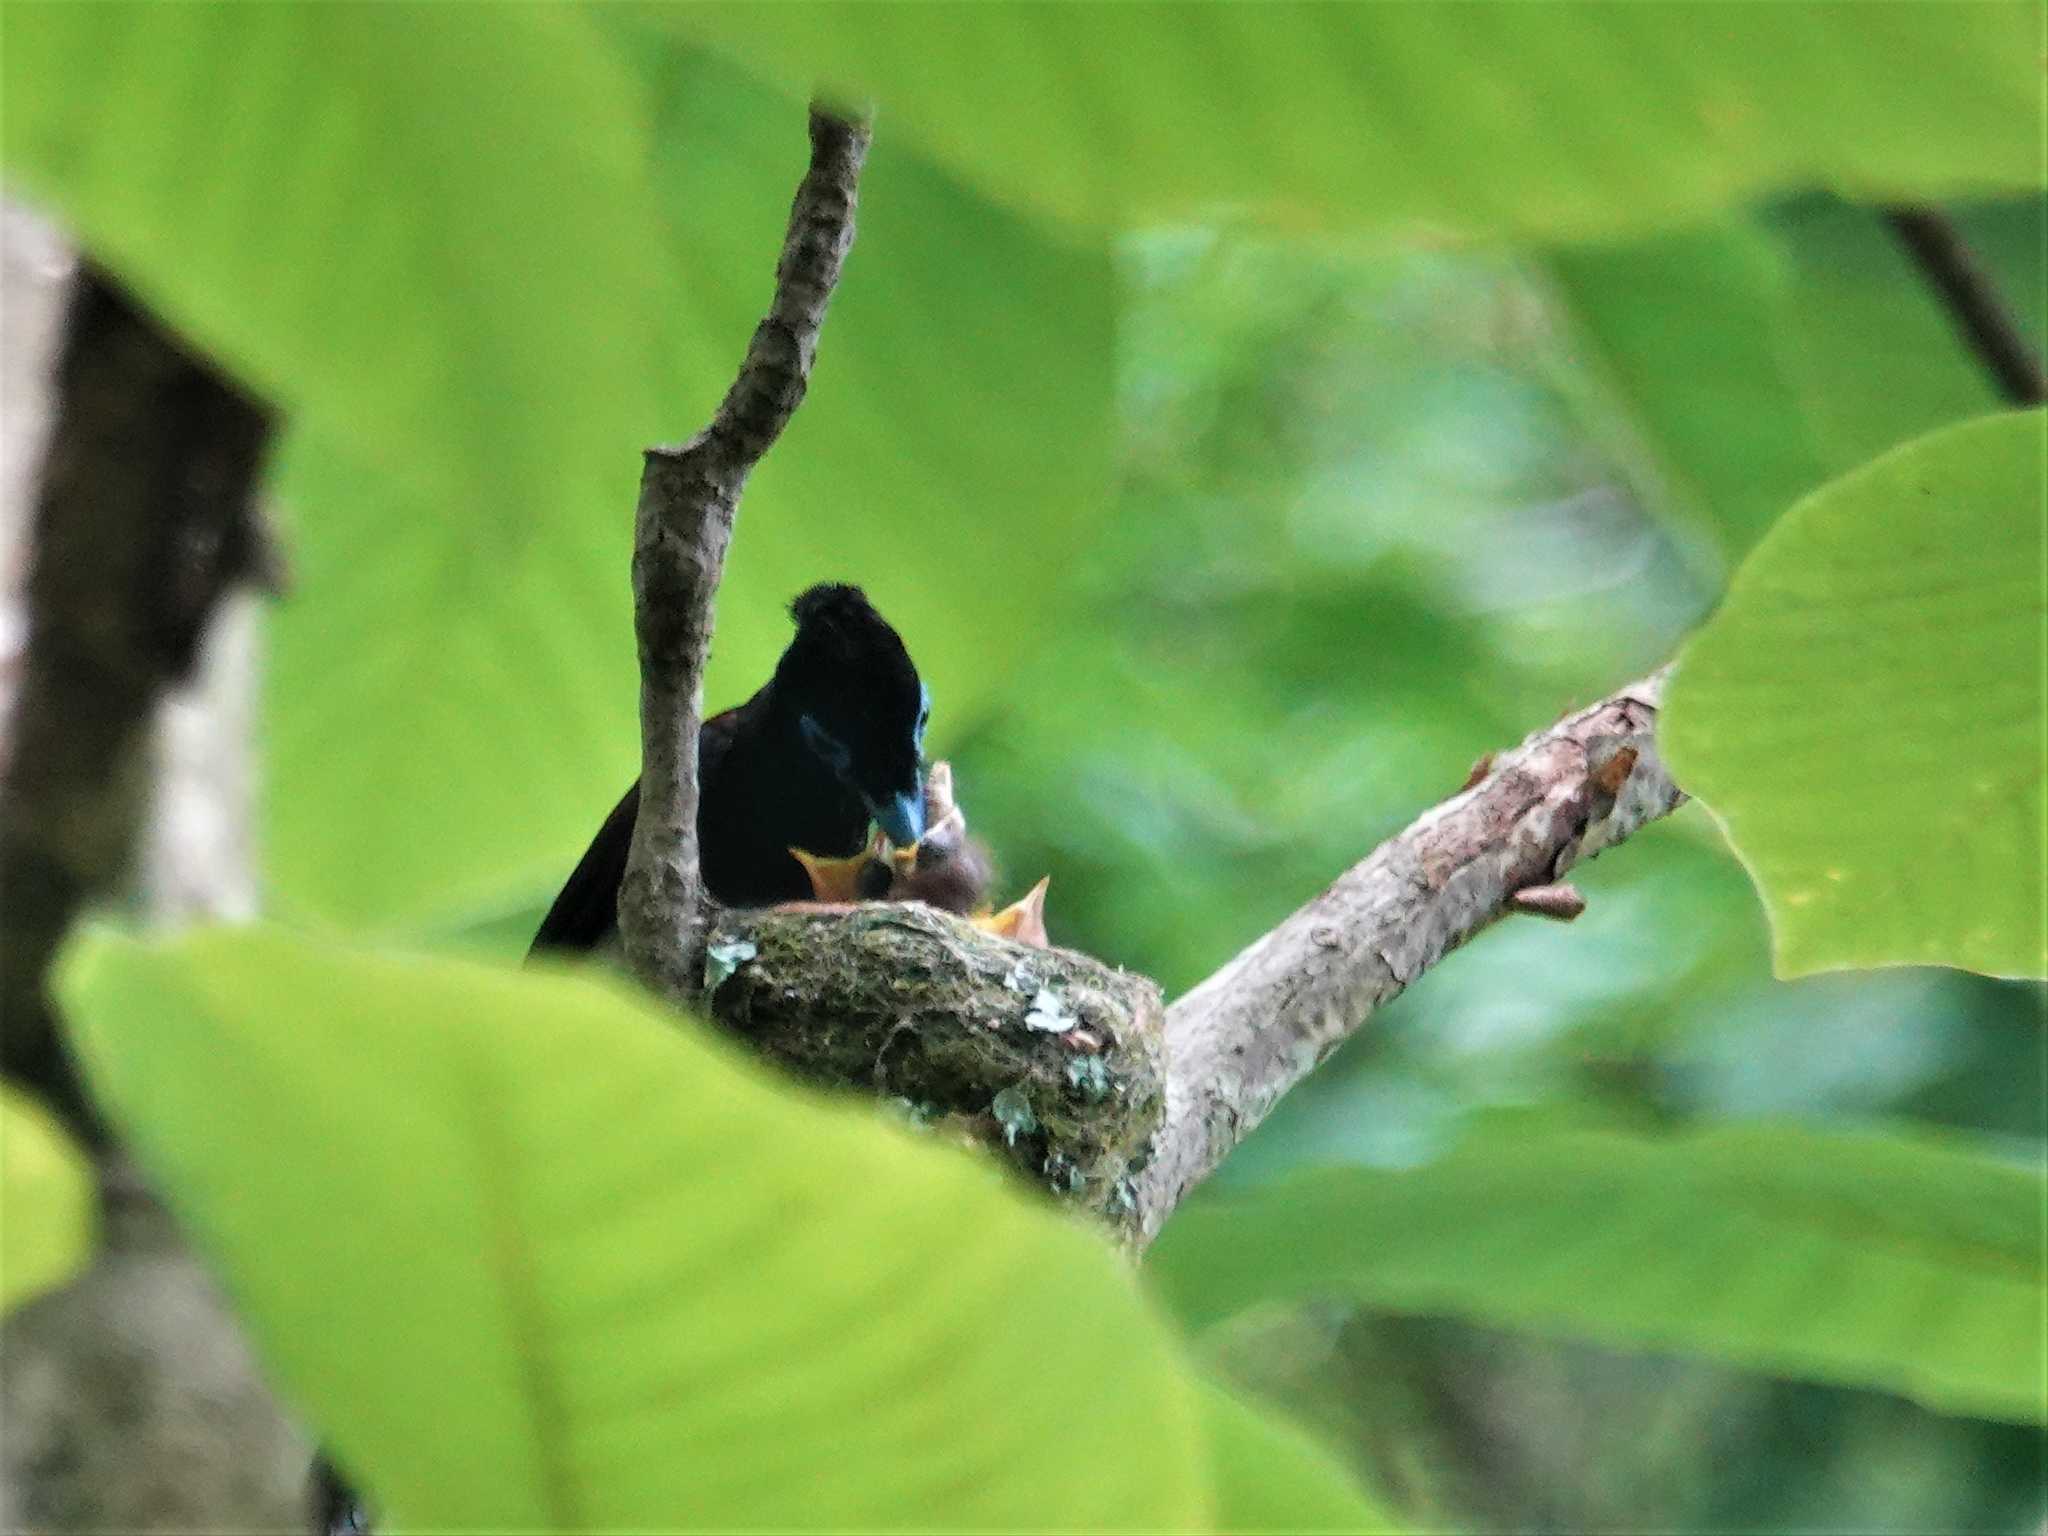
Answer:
1131, 672, 1680, 1245
618, 107, 870, 998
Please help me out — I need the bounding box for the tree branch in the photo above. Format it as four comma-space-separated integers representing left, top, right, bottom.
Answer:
0, 213, 303, 1533
618, 105, 871, 998
1883, 206, 2046, 408
0, 263, 273, 1142
675, 670, 1687, 1251
1129, 670, 1682, 1246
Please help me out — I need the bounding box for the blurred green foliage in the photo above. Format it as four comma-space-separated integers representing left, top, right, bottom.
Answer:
1154, 1113, 2045, 1422
1543, 199, 2012, 568
1, 1, 672, 572
1199, 1379, 1405, 1533
678, 3, 2043, 237
6, 3, 2044, 1531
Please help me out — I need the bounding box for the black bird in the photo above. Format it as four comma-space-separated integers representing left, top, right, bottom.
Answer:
530, 582, 929, 954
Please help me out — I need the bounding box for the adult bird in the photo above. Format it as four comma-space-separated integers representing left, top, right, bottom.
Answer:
529, 582, 929, 954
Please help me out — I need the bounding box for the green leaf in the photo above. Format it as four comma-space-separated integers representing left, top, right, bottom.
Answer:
1952, 199, 2048, 355
1150, 1115, 2048, 1425
260, 42, 1113, 930
60, 927, 1208, 1530
675, 2, 2043, 239
0, 1085, 94, 1314
1545, 221, 1838, 567
1661, 411, 2047, 978
1544, 199, 2020, 572
1766, 198, 2027, 472
2, 2, 669, 552
1199, 1381, 1403, 1534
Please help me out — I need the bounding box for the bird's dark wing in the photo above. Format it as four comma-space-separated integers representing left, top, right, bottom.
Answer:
698, 700, 741, 787
527, 778, 638, 956
527, 707, 747, 958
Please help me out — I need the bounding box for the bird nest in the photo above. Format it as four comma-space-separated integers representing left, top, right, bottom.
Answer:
700, 902, 1165, 1235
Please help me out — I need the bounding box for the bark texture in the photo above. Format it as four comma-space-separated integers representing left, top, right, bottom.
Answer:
619, 108, 870, 999
0, 210, 304, 1534
1130, 671, 1680, 1245
0, 263, 272, 1138
1, 1168, 308, 1535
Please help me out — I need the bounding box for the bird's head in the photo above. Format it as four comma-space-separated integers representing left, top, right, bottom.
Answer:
776, 582, 929, 847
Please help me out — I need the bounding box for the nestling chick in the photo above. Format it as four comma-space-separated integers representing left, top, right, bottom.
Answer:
977, 875, 1049, 947
790, 832, 886, 904
790, 761, 991, 909
881, 761, 994, 914
789, 761, 1053, 947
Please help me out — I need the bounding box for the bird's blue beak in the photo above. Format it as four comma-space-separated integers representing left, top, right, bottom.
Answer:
871, 788, 925, 848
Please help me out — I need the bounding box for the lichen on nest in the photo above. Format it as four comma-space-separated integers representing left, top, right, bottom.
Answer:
703, 901, 1165, 1234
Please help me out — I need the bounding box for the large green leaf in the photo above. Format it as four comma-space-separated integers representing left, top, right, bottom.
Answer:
261, 427, 639, 931
1149, 1115, 2047, 1425
1199, 1381, 1403, 1534
1543, 199, 2022, 573
1661, 411, 2047, 978
675, 2, 2043, 239
1766, 198, 2030, 473
59, 926, 1211, 1529
0, 1085, 93, 1314
1545, 220, 1830, 568
262, 41, 1113, 930
1, 2, 669, 548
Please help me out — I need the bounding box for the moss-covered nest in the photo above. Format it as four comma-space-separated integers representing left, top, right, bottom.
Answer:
702, 902, 1165, 1233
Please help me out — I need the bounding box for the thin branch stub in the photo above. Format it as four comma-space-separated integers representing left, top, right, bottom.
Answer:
1509, 883, 1588, 922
